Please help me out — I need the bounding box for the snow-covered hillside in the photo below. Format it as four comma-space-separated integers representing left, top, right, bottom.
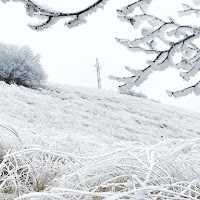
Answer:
1, 81, 200, 144
0, 81, 200, 199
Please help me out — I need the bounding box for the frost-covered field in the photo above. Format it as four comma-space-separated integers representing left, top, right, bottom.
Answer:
0, 81, 200, 199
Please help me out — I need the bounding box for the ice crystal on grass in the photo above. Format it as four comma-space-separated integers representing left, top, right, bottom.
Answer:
1, 123, 200, 199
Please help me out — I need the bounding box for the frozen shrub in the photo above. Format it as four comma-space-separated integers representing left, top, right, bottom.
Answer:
0, 43, 47, 89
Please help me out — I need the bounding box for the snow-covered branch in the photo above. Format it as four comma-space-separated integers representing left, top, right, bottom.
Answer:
1, 0, 109, 30
112, 0, 200, 98
179, 3, 200, 17
117, 0, 152, 15
167, 80, 200, 97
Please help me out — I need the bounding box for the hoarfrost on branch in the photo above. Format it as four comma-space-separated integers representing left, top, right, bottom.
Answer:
111, 0, 200, 98
1, 0, 109, 30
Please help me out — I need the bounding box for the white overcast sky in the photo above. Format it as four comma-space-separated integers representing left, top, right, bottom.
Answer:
0, 0, 200, 113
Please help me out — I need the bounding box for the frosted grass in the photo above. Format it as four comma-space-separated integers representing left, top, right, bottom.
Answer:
0, 125, 200, 199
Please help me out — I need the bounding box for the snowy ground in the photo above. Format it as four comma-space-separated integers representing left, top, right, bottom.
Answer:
0, 81, 200, 199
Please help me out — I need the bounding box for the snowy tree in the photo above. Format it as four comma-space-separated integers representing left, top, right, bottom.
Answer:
0, 43, 47, 88
1, 0, 109, 30
110, 0, 200, 98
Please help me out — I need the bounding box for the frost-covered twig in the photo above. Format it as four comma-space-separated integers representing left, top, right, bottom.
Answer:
167, 80, 200, 97
1, 0, 109, 30
112, 0, 200, 97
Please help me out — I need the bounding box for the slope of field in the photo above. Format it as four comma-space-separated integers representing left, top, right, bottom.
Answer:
1, 81, 200, 144
0, 81, 200, 199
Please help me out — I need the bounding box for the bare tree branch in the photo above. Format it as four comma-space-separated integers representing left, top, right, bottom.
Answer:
2, 0, 109, 30
112, 0, 200, 98
167, 80, 200, 97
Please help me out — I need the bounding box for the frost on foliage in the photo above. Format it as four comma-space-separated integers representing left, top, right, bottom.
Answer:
0, 43, 47, 89
121, 89, 147, 99
179, 3, 200, 17
1, 129, 200, 199
167, 80, 200, 97
0, 80, 200, 198
117, 0, 152, 15
1, 0, 109, 30
65, 15, 87, 29
112, 0, 200, 98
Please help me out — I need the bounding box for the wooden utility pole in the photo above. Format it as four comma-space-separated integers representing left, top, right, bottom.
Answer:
95, 59, 102, 89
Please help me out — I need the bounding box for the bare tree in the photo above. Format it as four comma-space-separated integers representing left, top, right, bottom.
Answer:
110, 0, 200, 98
1, 0, 109, 30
